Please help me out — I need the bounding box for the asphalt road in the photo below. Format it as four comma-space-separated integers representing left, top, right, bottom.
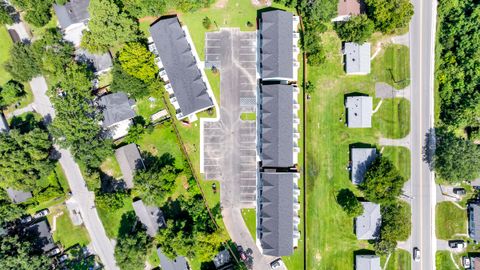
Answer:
409, 1, 437, 269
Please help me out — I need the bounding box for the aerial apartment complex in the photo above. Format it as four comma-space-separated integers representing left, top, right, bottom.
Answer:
149, 16, 214, 121
257, 10, 301, 257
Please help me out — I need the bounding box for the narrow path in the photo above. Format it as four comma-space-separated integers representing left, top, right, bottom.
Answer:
372, 99, 383, 114
378, 136, 411, 148
382, 253, 391, 270
450, 252, 460, 269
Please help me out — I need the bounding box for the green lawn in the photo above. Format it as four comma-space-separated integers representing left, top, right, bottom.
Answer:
306, 31, 410, 269
48, 207, 90, 249
0, 26, 13, 85
205, 69, 220, 104
373, 98, 410, 139
98, 71, 113, 88
436, 202, 467, 240
135, 89, 165, 123
3, 83, 34, 115
27, 13, 58, 39
386, 249, 411, 270
100, 155, 122, 179
241, 208, 256, 242
240, 112, 256, 121
382, 146, 411, 179
436, 251, 459, 270
96, 195, 134, 239
147, 245, 160, 267
372, 44, 411, 89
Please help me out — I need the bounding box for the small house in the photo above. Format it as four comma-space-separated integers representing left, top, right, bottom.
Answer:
355, 202, 381, 240
356, 255, 381, 270
469, 203, 480, 242
25, 220, 55, 253
346, 96, 373, 128
333, 0, 366, 22
132, 200, 165, 237
344, 42, 371, 75
351, 148, 377, 185
97, 92, 136, 140
213, 249, 233, 270
6, 188, 32, 204
75, 48, 113, 75
157, 248, 189, 270
53, 0, 90, 47
0, 112, 9, 133
115, 143, 145, 189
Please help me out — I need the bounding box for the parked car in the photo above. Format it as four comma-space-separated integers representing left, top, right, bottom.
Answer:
58, 254, 68, 263
463, 256, 471, 268
270, 259, 283, 269
413, 247, 420, 262
19, 215, 32, 224
33, 209, 50, 219
47, 248, 61, 257
449, 240, 466, 249
453, 188, 466, 195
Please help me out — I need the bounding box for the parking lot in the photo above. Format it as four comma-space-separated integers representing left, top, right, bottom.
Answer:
203, 29, 257, 207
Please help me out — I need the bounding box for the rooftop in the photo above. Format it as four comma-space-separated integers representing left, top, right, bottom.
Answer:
97, 92, 136, 127
0, 112, 9, 133
346, 96, 373, 128
351, 148, 377, 185
157, 248, 189, 270
356, 255, 381, 270
115, 143, 144, 189
25, 220, 55, 252
345, 42, 371, 74
469, 203, 480, 242
75, 48, 113, 74
53, 0, 90, 29
132, 200, 165, 237
260, 10, 294, 80
355, 202, 381, 240
337, 0, 365, 17
259, 172, 295, 256
6, 188, 32, 204
149, 17, 213, 118
261, 84, 294, 168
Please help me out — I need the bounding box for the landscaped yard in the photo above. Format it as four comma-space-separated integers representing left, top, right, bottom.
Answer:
241, 208, 256, 241
382, 146, 411, 179
48, 206, 90, 249
0, 26, 13, 85
436, 251, 459, 270
436, 201, 467, 240
372, 44, 411, 89
135, 88, 165, 123
373, 98, 410, 139
385, 249, 411, 270
97, 195, 134, 239
100, 155, 122, 180
3, 83, 34, 115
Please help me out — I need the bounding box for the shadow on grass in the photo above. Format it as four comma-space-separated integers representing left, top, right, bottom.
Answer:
117, 211, 137, 238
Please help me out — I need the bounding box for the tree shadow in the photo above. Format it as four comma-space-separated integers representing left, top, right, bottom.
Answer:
10, 112, 41, 133
422, 127, 436, 170
117, 211, 137, 238
200, 261, 216, 270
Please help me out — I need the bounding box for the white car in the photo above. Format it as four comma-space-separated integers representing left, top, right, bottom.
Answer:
463, 256, 471, 268
270, 259, 283, 269
33, 209, 50, 219
413, 247, 420, 262
47, 248, 61, 257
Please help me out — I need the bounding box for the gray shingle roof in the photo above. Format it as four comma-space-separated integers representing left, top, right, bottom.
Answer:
75, 48, 113, 74
213, 249, 232, 268
157, 248, 189, 270
261, 84, 294, 168
53, 0, 90, 30
469, 203, 480, 241
25, 220, 55, 252
0, 112, 9, 133
346, 96, 373, 128
261, 10, 294, 80
115, 144, 144, 189
356, 255, 381, 270
345, 42, 371, 74
259, 172, 294, 256
356, 202, 381, 240
97, 92, 136, 127
132, 200, 164, 237
351, 148, 377, 185
149, 17, 213, 117
6, 188, 32, 204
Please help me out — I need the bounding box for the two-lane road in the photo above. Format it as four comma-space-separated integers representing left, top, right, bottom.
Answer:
409, 0, 437, 269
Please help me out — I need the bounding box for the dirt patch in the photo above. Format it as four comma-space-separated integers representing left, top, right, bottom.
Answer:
251, 0, 271, 6
214, 0, 228, 8
138, 16, 158, 23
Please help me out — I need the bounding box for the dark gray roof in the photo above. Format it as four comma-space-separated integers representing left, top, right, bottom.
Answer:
97, 92, 136, 127
261, 84, 294, 168
132, 200, 164, 237
0, 112, 9, 133
261, 10, 294, 80
469, 203, 480, 241
355, 202, 381, 240
345, 42, 371, 74
149, 17, 213, 117
115, 143, 144, 189
351, 148, 377, 185
75, 48, 113, 74
259, 172, 294, 256
213, 249, 232, 268
53, 0, 90, 30
356, 255, 381, 270
346, 96, 372, 128
157, 248, 189, 270
25, 220, 55, 252
6, 188, 32, 204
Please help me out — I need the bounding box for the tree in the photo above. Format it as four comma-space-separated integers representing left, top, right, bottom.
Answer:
0, 235, 51, 269
114, 229, 151, 270
433, 128, 480, 183
0, 128, 54, 190
365, 0, 414, 33
375, 201, 411, 255
202, 16, 212, 29
95, 192, 127, 210
0, 5, 14, 25
0, 81, 25, 108
334, 15, 374, 43
118, 42, 157, 83
134, 164, 178, 206
81, 0, 140, 52
336, 189, 364, 217
124, 122, 145, 144
4, 43, 41, 82
11, 0, 53, 27
360, 156, 406, 204
110, 63, 149, 98
119, 0, 167, 18
0, 199, 24, 227
193, 231, 224, 262
172, 0, 214, 12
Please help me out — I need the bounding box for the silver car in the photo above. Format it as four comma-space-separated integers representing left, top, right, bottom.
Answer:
413, 247, 420, 262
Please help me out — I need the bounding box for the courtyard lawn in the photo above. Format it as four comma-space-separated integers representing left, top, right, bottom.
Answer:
382, 146, 411, 179
135, 89, 165, 123
0, 26, 13, 85
241, 208, 256, 241
436, 202, 467, 240
100, 155, 122, 180
436, 251, 459, 270
48, 206, 90, 249
96, 195, 134, 239
386, 249, 411, 270
372, 44, 411, 89
373, 98, 410, 139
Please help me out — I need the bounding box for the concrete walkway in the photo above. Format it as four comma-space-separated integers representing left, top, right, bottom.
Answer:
375, 82, 411, 101
379, 136, 411, 148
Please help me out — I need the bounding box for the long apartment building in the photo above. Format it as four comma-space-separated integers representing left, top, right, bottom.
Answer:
149, 16, 214, 121
257, 10, 300, 257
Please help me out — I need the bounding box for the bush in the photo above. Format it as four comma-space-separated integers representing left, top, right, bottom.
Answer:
334, 15, 374, 43
202, 16, 212, 29
0, 81, 25, 108
336, 189, 363, 217
95, 192, 127, 210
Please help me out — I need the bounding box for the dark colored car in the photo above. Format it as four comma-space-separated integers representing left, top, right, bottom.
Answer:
453, 188, 466, 195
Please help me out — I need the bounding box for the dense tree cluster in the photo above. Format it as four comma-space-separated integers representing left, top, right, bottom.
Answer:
364, 0, 414, 33
0, 4, 14, 25
336, 189, 363, 217
4, 43, 41, 82
0, 192, 24, 227
118, 0, 167, 18
95, 191, 128, 210
0, 81, 25, 108
334, 15, 374, 43
11, 0, 54, 27
0, 235, 51, 269
375, 202, 411, 255
118, 42, 157, 83
114, 228, 151, 270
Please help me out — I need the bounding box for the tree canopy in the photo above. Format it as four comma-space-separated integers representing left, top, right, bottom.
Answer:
365, 0, 414, 33
4, 43, 41, 82
0, 235, 51, 269
11, 0, 54, 27
375, 201, 411, 255
118, 0, 167, 18
118, 42, 157, 83
336, 189, 363, 217
0, 4, 14, 25
334, 15, 374, 43
114, 228, 151, 270
110, 63, 149, 99
0, 81, 25, 108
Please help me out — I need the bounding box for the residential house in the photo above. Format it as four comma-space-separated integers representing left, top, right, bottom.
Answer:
53, 0, 90, 47
260, 10, 300, 82
25, 220, 56, 252
6, 188, 32, 204
157, 248, 189, 270
344, 42, 371, 75
260, 84, 300, 168
346, 96, 373, 128
0, 112, 9, 133
258, 172, 300, 256
333, 0, 366, 22
351, 148, 377, 185
355, 202, 381, 240
356, 255, 381, 270
115, 143, 145, 189
149, 16, 214, 121
469, 203, 480, 242
75, 48, 113, 75
213, 249, 233, 270
132, 199, 165, 237
97, 92, 136, 140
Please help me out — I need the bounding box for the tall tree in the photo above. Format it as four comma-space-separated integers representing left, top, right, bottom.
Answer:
4, 43, 41, 82
114, 229, 151, 270
375, 201, 411, 255
334, 15, 375, 43
118, 42, 157, 83
110, 63, 149, 98
134, 164, 178, 206
336, 189, 364, 217
365, 0, 414, 33
118, 0, 167, 18
0, 81, 25, 108
0, 235, 51, 269
11, 0, 54, 27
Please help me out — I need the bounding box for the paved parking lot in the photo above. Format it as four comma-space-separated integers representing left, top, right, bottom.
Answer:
203, 29, 257, 207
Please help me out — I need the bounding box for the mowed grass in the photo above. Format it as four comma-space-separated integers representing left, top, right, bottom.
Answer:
241, 208, 256, 241
0, 26, 13, 85
48, 207, 90, 249
372, 44, 411, 89
373, 98, 410, 139
436, 251, 459, 270
386, 249, 411, 270
100, 155, 122, 179
306, 31, 410, 269
240, 112, 256, 121
382, 146, 411, 179
97, 195, 134, 239
436, 202, 467, 240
